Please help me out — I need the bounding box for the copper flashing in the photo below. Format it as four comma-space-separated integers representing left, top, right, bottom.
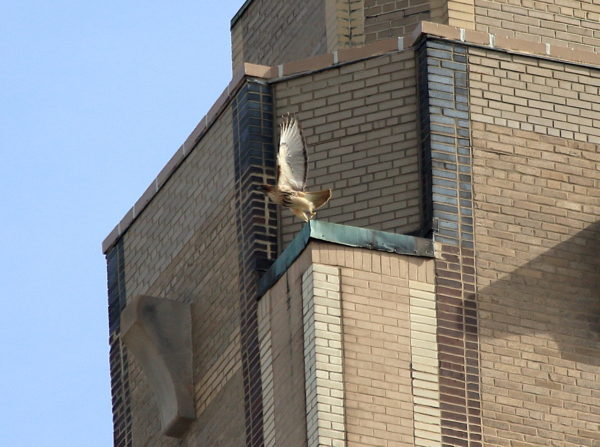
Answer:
230, 0, 255, 29
257, 221, 435, 297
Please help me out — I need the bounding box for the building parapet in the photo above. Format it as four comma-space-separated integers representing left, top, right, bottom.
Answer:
102, 20, 600, 254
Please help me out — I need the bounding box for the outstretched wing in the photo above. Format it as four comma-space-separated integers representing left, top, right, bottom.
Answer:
277, 116, 308, 191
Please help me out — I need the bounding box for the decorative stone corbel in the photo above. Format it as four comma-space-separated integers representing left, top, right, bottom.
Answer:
121, 295, 195, 437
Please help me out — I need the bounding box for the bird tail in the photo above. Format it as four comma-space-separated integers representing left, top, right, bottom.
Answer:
305, 189, 332, 210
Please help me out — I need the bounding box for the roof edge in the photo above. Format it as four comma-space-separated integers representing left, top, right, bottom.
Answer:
101, 62, 272, 254
257, 221, 435, 297
409, 21, 600, 67
230, 0, 255, 29
101, 40, 410, 254
103, 20, 600, 254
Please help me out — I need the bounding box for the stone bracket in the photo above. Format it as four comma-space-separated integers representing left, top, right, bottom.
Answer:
121, 295, 195, 438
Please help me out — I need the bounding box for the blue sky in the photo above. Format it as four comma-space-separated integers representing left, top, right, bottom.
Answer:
1, 1, 245, 445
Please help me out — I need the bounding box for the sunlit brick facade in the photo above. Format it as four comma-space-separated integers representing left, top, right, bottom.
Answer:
104, 1, 600, 446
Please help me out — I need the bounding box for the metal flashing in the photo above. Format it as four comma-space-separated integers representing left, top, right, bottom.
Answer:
230, 0, 255, 29
257, 220, 434, 297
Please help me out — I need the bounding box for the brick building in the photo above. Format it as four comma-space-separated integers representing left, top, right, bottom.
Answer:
103, 1, 600, 446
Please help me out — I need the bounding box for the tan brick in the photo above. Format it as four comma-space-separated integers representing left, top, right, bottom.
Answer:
471, 54, 600, 444
340, 253, 417, 446
275, 53, 421, 245
231, 0, 331, 71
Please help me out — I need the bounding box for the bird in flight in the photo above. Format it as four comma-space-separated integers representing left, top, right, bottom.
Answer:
259, 115, 331, 222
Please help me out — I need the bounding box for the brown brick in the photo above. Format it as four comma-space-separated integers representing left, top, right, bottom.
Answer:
231, 0, 331, 71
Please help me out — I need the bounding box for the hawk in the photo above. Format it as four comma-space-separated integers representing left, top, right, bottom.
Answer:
259, 115, 331, 222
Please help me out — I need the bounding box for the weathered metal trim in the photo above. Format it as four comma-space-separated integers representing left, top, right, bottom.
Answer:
257, 220, 434, 297
309, 220, 434, 256
230, 0, 255, 29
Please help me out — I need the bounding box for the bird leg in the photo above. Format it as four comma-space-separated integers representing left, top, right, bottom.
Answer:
291, 208, 309, 222
307, 202, 315, 221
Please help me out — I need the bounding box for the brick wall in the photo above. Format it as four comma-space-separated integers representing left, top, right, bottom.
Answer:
257, 239, 436, 447
259, 248, 312, 447
469, 48, 600, 446
309, 241, 437, 447
409, 271, 442, 446
326, 0, 366, 51
232, 80, 278, 447
231, 0, 327, 70
106, 17, 600, 446
470, 48, 600, 144
364, 0, 446, 43
116, 106, 247, 446
445, 0, 475, 29
273, 50, 422, 249
339, 250, 416, 446
418, 39, 482, 446
474, 0, 600, 52
106, 240, 132, 447
302, 263, 346, 447
257, 293, 275, 447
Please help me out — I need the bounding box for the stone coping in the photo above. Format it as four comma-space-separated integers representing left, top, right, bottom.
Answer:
256, 220, 435, 298
102, 20, 600, 253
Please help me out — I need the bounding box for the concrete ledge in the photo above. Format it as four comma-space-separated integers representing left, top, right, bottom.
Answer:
121, 295, 195, 438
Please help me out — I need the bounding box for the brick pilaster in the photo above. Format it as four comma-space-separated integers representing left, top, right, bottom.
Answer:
106, 240, 133, 447
302, 264, 346, 447
232, 79, 278, 447
418, 37, 482, 447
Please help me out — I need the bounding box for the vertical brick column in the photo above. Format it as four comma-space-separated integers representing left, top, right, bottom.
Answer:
326, 0, 365, 50
106, 240, 133, 447
232, 79, 278, 447
302, 264, 346, 447
447, 0, 475, 29
417, 38, 482, 447
257, 293, 275, 447
409, 279, 442, 446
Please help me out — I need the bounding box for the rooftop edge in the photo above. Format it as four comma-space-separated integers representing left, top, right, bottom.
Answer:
102, 20, 600, 254
230, 0, 255, 29
257, 220, 435, 297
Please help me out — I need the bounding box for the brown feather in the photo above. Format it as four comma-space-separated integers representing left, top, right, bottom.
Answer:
302, 189, 331, 210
